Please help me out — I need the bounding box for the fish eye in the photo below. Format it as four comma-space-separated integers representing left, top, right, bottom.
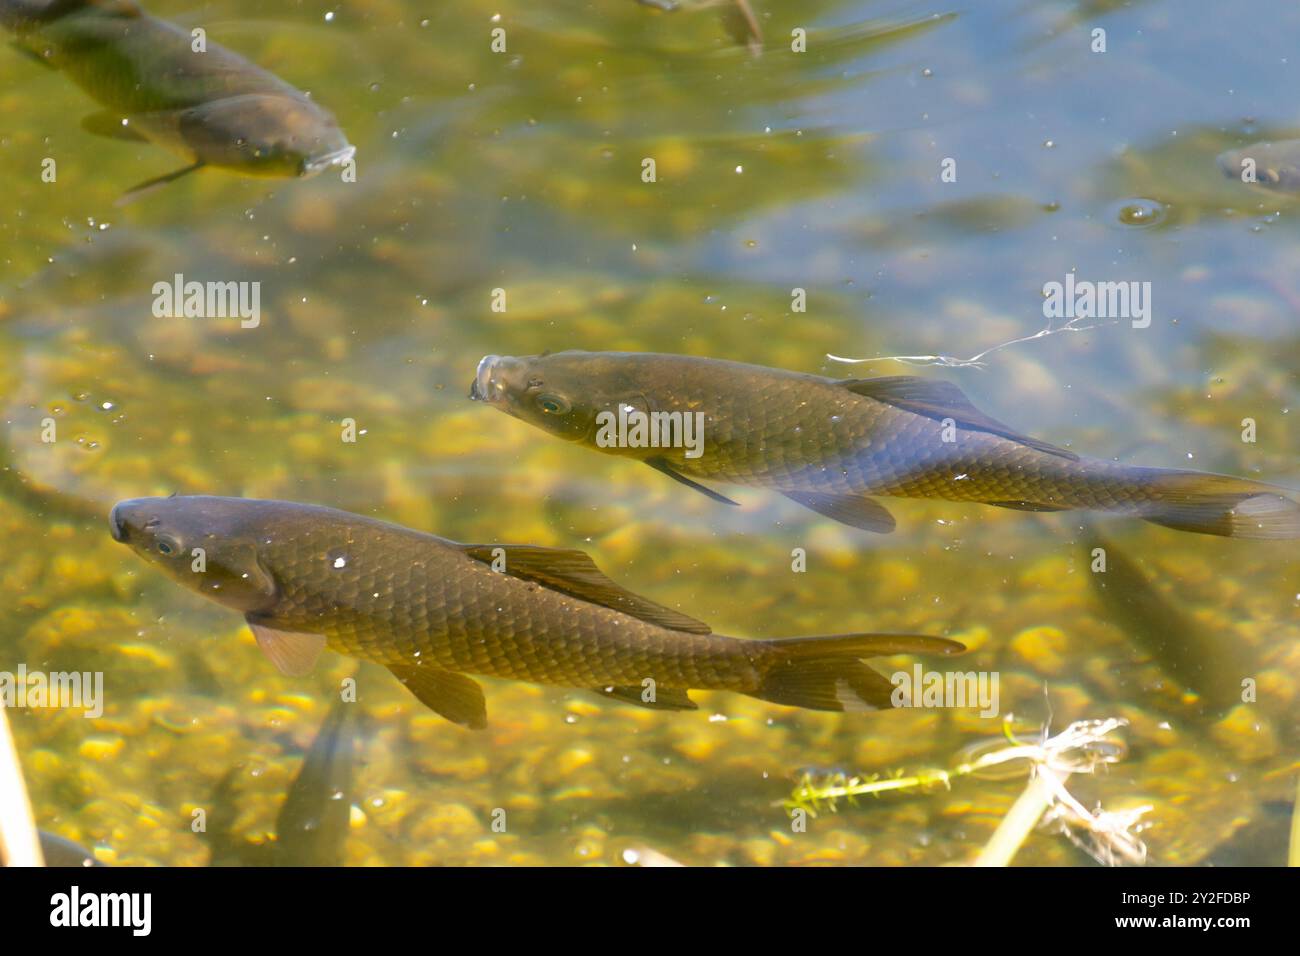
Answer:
156, 535, 181, 556
536, 394, 570, 415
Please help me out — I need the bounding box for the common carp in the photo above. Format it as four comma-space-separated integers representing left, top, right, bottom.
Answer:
1082, 525, 1248, 716
109, 495, 963, 728
468, 351, 1300, 539
2, 0, 354, 201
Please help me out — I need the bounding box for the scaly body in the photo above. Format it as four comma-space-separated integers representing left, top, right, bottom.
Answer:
110, 496, 960, 727
470, 351, 1300, 538
3, 0, 353, 190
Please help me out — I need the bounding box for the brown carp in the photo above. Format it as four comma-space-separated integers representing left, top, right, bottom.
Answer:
1217, 140, 1300, 191
468, 351, 1300, 539
2, 0, 354, 201
109, 495, 963, 728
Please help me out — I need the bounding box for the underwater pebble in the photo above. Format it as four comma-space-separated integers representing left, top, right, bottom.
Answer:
1007, 625, 1071, 676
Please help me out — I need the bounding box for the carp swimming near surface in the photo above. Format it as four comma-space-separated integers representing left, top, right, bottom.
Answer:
468, 351, 1300, 539
1, 0, 354, 201
635, 0, 763, 56
1217, 140, 1300, 191
109, 495, 963, 728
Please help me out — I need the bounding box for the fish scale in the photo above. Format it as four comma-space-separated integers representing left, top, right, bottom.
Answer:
169, 499, 761, 686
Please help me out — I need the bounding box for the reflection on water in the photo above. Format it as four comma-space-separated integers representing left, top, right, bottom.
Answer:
0, 0, 1297, 866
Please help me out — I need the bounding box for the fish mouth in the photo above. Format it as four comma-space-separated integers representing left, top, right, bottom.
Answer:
109, 503, 128, 543
301, 143, 356, 176
469, 354, 501, 403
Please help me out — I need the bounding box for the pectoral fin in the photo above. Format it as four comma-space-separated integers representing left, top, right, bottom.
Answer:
81, 111, 149, 142
10, 42, 56, 69
246, 619, 326, 677
388, 664, 487, 729
783, 491, 896, 532
594, 684, 698, 711
841, 376, 1079, 461
645, 457, 739, 506
461, 543, 711, 634
116, 161, 205, 207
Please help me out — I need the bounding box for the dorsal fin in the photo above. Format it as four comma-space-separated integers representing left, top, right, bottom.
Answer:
460, 544, 711, 635
841, 376, 1079, 461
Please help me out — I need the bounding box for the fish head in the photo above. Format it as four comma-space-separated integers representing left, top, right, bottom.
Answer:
469, 351, 638, 445
110, 496, 278, 613
178, 94, 354, 178
1216, 140, 1300, 190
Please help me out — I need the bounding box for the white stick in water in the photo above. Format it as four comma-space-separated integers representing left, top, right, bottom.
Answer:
0, 703, 44, 867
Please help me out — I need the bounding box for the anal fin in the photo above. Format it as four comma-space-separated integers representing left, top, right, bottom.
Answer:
388, 663, 487, 729
783, 491, 896, 532
594, 684, 697, 711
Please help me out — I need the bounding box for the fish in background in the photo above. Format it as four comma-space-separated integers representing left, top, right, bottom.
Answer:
1082, 524, 1251, 717
1081, 527, 1300, 866
636, 0, 762, 56
1, 0, 354, 202
109, 495, 963, 727
274, 698, 359, 867
469, 351, 1300, 540
36, 831, 102, 867
205, 698, 361, 867
1217, 140, 1300, 191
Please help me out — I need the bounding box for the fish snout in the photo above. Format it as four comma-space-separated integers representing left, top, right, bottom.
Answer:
300, 142, 356, 177
470, 354, 530, 405
469, 354, 499, 401
109, 502, 130, 543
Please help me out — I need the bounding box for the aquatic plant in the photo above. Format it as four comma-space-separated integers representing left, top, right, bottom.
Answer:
784, 717, 1151, 867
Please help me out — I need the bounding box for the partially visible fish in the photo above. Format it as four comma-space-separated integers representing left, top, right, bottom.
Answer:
201, 699, 361, 866
1082, 525, 1250, 716
635, 0, 762, 56
274, 698, 359, 867
1217, 140, 1300, 191
109, 495, 963, 727
36, 831, 102, 867
2, 0, 354, 201
468, 351, 1300, 540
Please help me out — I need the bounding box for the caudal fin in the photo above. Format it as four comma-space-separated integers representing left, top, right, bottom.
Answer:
750, 633, 963, 712
1130, 469, 1300, 539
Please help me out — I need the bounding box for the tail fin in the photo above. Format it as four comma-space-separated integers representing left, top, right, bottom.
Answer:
750, 633, 963, 712
1130, 468, 1300, 539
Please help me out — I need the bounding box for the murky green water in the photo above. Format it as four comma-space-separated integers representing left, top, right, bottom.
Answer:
1, 0, 1297, 866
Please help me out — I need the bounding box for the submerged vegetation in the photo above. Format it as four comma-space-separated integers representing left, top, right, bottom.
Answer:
0, 0, 1297, 867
